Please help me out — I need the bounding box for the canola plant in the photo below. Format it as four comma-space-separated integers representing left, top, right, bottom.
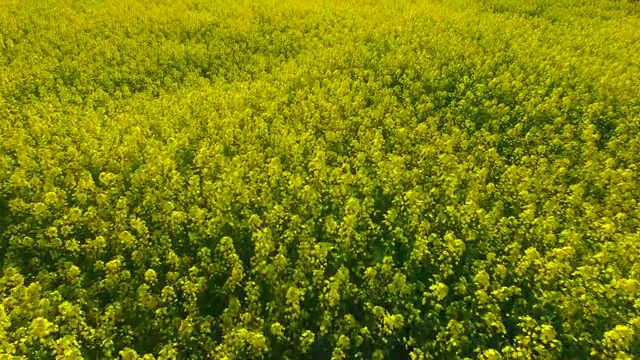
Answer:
1, 0, 639, 358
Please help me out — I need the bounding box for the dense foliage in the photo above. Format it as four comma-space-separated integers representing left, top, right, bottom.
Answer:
1, 0, 640, 358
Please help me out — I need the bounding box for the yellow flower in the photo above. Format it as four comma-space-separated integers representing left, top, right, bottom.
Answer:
300, 330, 315, 353
431, 282, 449, 301
120, 348, 139, 360
539, 324, 556, 344
270, 322, 285, 338
66, 265, 81, 281
44, 191, 58, 205
144, 269, 157, 283
47, 226, 59, 238
33, 202, 47, 215
475, 270, 491, 289
525, 248, 540, 261
30, 317, 56, 339
604, 325, 635, 349
105, 259, 121, 274
481, 349, 502, 360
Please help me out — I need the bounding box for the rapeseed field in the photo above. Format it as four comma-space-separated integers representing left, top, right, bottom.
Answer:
1, 0, 639, 358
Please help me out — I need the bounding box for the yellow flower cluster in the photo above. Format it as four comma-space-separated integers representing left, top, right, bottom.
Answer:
1, 0, 640, 358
